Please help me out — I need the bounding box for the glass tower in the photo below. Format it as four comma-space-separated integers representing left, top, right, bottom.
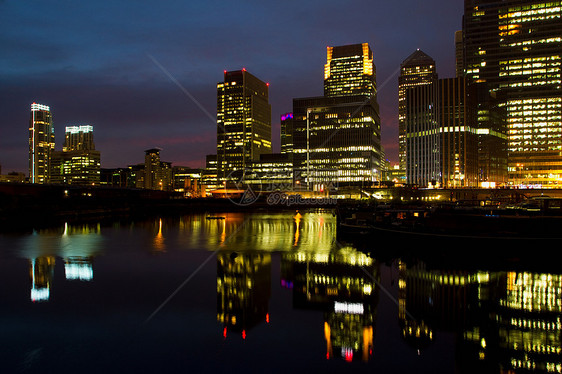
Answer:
29, 103, 55, 184
292, 43, 382, 190
463, 0, 562, 187
216, 69, 272, 186
398, 50, 438, 174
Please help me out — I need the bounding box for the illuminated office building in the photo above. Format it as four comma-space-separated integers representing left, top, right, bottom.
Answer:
462, 0, 562, 186
245, 153, 293, 191
292, 43, 382, 189
50, 125, 101, 186
406, 77, 479, 187
398, 50, 438, 174
29, 103, 55, 184
216, 69, 272, 186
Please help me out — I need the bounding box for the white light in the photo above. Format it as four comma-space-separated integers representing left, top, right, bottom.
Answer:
65, 263, 93, 281
334, 301, 364, 314
31, 287, 50, 302
31, 103, 50, 112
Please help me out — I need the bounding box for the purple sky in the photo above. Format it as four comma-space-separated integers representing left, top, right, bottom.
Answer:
0, 0, 463, 174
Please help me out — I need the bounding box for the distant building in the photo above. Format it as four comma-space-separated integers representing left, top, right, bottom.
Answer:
216, 69, 272, 186
280, 112, 294, 157
143, 148, 172, 191
29, 103, 55, 184
172, 166, 205, 197
50, 125, 101, 186
292, 43, 383, 190
202, 154, 219, 192
398, 50, 438, 174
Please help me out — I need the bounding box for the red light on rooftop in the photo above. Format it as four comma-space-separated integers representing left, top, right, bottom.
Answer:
266, 313, 270, 323
223, 327, 227, 338
242, 330, 246, 339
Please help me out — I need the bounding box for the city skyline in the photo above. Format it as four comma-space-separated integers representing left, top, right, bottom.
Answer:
0, 1, 463, 175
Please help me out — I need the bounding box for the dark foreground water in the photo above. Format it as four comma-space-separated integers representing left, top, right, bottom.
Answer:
0, 210, 560, 373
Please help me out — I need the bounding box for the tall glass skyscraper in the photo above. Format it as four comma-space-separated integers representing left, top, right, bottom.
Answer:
462, 0, 562, 187
292, 43, 382, 190
216, 69, 272, 186
29, 103, 55, 184
398, 50, 438, 174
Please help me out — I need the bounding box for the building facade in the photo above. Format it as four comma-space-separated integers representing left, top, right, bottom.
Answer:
462, 0, 562, 187
398, 50, 438, 174
29, 103, 55, 184
216, 69, 272, 186
292, 43, 383, 190
50, 125, 100, 186
406, 78, 480, 188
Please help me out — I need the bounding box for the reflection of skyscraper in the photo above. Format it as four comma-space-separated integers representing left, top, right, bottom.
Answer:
284, 246, 379, 362
216, 69, 272, 185
30, 256, 55, 302
29, 103, 55, 184
217, 252, 271, 337
64, 257, 93, 281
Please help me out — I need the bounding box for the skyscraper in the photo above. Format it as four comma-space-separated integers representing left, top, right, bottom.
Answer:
405, 77, 479, 188
463, 0, 562, 187
216, 69, 272, 185
50, 125, 101, 186
292, 43, 382, 190
398, 50, 438, 174
29, 103, 55, 183
63, 125, 95, 151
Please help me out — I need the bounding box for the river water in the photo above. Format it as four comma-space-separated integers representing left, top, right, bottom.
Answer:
0, 210, 560, 373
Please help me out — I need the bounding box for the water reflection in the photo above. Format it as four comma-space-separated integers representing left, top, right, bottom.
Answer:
3, 211, 562, 373
217, 252, 271, 338
22, 222, 102, 302
282, 245, 379, 362
399, 259, 562, 373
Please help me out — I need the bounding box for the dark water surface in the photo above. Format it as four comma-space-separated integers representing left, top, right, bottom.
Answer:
0, 210, 560, 373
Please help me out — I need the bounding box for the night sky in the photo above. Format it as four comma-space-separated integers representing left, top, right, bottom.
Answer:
0, 0, 463, 174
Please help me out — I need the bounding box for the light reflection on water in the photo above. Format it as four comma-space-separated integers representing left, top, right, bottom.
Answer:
0, 210, 561, 373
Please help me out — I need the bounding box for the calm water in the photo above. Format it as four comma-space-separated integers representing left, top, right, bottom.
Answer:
0, 210, 560, 373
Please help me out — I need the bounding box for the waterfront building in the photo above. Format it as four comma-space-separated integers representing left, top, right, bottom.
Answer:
172, 166, 205, 197
29, 103, 55, 184
143, 148, 172, 190
398, 50, 438, 174
50, 125, 101, 186
462, 0, 562, 187
292, 43, 383, 190
245, 153, 293, 191
100, 167, 130, 188
216, 69, 272, 186
406, 77, 479, 188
